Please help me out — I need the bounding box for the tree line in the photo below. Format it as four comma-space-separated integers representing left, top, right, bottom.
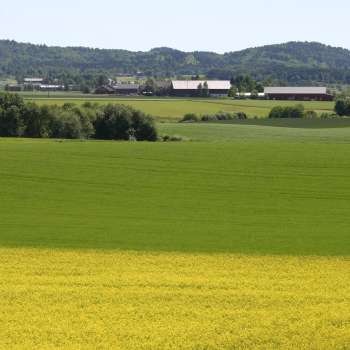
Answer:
0, 93, 157, 141
3, 40, 350, 86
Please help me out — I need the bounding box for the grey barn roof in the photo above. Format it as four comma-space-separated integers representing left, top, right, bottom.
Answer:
24, 78, 43, 82
264, 87, 327, 95
113, 84, 139, 90
172, 80, 231, 90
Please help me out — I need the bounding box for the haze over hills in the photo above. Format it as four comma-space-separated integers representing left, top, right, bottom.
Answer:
1, 40, 350, 85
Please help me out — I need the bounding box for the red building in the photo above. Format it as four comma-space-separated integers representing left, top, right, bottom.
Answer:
264, 87, 333, 101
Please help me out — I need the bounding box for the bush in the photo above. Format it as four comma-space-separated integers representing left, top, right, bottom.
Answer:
161, 134, 185, 142
180, 113, 199, 122
0, 105, 24, 137
0, 92, 26, 136
49, 111, 83, 139
201, 111, 247, 121
320, 112, 338, 119
131, 110, 158, 141
22, 103, 51, 138
94, 104, 157, 141
304, 110, 318, 119
0, 92, 157, 141
269, 104, 305, 118
235, 112, 248, 120
335, 99, 350, 116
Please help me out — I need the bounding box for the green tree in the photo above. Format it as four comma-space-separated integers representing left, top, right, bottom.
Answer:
197, 83, 203, 97
23, 103, 50, 138
143, 78, 157, 95
268, 104, 305, 118
97, 75, 108, 87
0, 92, 26, 136
93, 104, 157, 141
202, 81, 209, 97
335, 99, 350, 116
81, 85, 91, 94
228, 86, 237, 98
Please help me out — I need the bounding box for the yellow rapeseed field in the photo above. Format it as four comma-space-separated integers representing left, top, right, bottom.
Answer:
0, 248, 350, 350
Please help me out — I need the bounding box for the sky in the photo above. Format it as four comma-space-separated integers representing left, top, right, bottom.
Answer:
1, 0, 349, 53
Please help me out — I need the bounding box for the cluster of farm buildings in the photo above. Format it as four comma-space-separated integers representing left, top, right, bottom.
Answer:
96, 81, 334, 101
6, 78, 66, 92
7, 77, 334, 101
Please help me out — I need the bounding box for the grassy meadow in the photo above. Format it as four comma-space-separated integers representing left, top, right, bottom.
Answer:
24, 94, 336, 121
2, 138, 350, 255
159, 121, 350, 142
1, 127, 350, 349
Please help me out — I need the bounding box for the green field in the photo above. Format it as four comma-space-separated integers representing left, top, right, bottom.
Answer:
24, 95, 335, 120
1, 123, 350, 349
159, 121, 350, 142
1, 130, 350, 255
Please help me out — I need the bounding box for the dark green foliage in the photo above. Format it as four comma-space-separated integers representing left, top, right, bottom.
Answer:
335, 99, 350, 116
81, 85, 91, 94
131, 110, 158, 141
201, 111, 247, 121
228, 86, 237, 98
202, 82, 209, 97
181, 111, 247, 122
2, 40, 350, 85
269, 104, 305, 118
320, 112, 338, 119
23, 103, 51, 138
94, 104, 157, 141
94, 104, 133, 140
304, 110, 318, 119
47, 105, 95, 139
0, 105, 24, 136
142, 78, 157, 95
196, 82, 210, 97
0, 93, 26, 136
180, 113, 199, 122
0, 92, 157, 141
230, 76, 264, 93
161, 134, 185, 142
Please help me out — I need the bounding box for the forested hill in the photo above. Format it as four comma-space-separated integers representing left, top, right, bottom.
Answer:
1, 40, 350, 84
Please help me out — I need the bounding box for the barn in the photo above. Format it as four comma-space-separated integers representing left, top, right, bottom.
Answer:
113, 84, 140, 95
171, 80, 231, 97
264, 87, 333, 101
95, 84, 140, 95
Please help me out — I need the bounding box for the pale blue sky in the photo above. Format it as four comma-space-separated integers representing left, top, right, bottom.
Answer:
1, 0, 349, 52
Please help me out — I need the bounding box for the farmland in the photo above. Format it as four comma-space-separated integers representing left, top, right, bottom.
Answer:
2, 137, 350, 255
1, 249, 349, 350
159, 121, 350, 142
23, 94, 336, 121
1, 127, 350, 349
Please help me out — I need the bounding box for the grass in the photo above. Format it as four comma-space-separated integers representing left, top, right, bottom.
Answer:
1, 137, 350, 255
23, 95, 335, 121
2, 125, 350, 349
202, 117, 350, 128
159, 121, 350, 142
1, 248, 349, 350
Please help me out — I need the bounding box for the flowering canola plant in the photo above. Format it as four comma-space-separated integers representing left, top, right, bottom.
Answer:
0, 248, 349, 350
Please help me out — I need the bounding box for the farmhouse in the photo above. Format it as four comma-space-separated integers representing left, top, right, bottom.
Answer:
24, 78, 44, 87
171, 80, 231, 97
113, 83, 139, 95
264, 87, 333, 101
95, 84, 139, 95
39, 84, 64, 91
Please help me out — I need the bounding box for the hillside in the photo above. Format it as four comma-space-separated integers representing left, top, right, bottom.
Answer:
1, 40, 350, 84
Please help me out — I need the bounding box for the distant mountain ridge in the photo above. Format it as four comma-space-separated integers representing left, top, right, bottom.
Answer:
1, 40, 350, 84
